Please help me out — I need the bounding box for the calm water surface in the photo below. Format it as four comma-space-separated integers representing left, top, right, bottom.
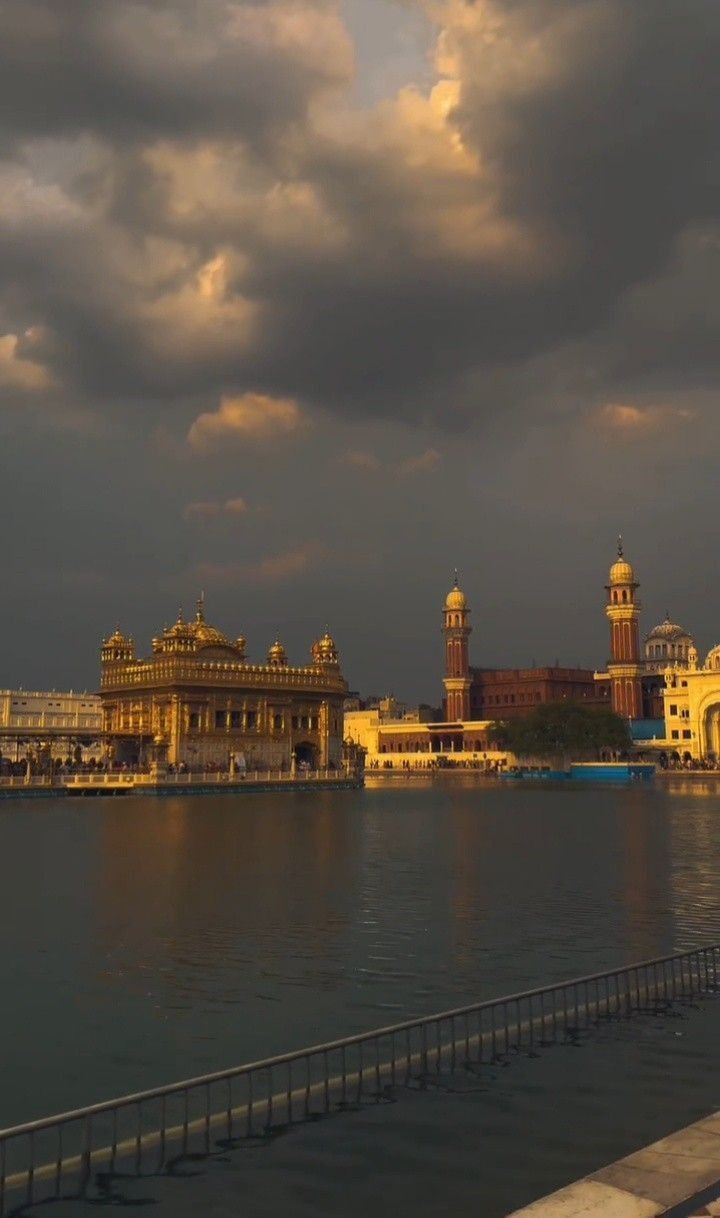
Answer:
2, 777, 720, 1214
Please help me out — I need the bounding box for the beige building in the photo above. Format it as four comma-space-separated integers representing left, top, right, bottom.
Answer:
0, 689, 102, 731
101, 597, 347, 770
344, 707, 509, 769
0, 689, 103, 764
661, 644, 720, 761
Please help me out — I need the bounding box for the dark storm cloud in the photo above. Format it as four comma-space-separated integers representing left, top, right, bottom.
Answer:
0, 0, 719, 422
0, 0, 350, 151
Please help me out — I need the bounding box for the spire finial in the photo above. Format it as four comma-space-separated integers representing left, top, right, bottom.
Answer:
617, 535, 624, 559
453, 567, 459, 587
196, 590, 205, 622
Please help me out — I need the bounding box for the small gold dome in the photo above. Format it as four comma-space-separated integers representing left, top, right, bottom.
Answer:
267, 640, 287, 666
104, 625, 127, 647
446, 587, 466, 610
314, 630, 339, 664
609, 559, 635, 585
609, 537, 635, 586
445, 571, 467, 610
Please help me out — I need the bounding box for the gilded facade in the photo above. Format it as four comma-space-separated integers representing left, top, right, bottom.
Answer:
100, 597, 347, 770
662, 647, 720, 762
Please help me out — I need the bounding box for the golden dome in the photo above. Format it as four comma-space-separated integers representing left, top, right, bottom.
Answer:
192, 621, 231, 647
315, 630, 339, 664
609, 559, 635, 585
104, 625, 127, 646
609, 538, 635, 586
167, 611, 193, 637
445, 571, 467, 611
267, 640, 288, 666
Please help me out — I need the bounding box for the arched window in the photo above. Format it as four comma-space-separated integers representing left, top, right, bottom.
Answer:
622, 590, 627, 603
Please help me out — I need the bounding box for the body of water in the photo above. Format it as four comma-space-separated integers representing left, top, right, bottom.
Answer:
2, 777, 720, 1213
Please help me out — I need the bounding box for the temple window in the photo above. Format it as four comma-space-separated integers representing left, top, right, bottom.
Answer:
215, 710, 226, 729
273, 713, 283, 730
230, 711, 241, 729
246, 710, 257, 729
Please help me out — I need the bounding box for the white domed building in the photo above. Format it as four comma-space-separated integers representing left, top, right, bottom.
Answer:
644, 617, 695, 671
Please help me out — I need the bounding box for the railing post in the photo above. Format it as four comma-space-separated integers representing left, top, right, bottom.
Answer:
79, 1116, 91, 1196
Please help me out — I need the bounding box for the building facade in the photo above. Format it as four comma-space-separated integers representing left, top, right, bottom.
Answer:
661, 647, 720, 762
0, 689, 103, 765
100, 598, 347, 770
343, 707, 509, 769
442, 577, 606, 722
596, 540, 696, 730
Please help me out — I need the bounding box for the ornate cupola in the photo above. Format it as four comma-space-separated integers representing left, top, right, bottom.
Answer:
442, 571, 471, 722
267, 640, 288, 667
312, 630, 339, 667
101, 626, 135, 664
605, 536, 643, 719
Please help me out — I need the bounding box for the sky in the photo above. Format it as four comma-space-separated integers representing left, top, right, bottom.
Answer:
1, 0, 719, 703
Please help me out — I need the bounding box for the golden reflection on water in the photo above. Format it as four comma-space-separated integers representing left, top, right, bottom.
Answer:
93, 795, 359, 1007
87, 783, 720, 1036
4, 783, 720, 1126
664, 778, 720, 798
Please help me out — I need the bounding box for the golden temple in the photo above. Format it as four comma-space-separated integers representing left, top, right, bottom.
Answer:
100, 596, 347, 770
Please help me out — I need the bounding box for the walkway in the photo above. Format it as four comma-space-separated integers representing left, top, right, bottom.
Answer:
508, 1112, 720, 1217
0, 769, 362, 798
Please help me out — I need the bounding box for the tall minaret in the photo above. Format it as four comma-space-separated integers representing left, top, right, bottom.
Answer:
443, 572, 472, 721
606, 537, 643, 719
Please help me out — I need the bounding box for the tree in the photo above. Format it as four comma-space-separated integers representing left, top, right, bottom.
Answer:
492, 703, 632, 766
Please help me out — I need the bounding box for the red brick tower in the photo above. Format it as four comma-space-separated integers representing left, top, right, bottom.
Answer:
443, 572, 472, 721
606, 538, 643, 719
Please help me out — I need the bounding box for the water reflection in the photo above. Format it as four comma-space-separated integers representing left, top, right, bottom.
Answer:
1, 782, 720, 1127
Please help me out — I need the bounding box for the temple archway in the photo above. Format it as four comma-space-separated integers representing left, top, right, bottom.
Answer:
700, 703, 720, 760
294, 741, 318, 769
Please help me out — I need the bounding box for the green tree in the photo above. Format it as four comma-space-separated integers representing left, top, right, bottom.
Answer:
492, 704, 632, 767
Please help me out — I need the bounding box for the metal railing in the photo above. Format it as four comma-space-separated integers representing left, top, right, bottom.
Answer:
0, 769, 357, 792
0, 944, 717, 1212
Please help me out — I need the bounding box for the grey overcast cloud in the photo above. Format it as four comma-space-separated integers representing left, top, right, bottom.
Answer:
1, 0, 719, 701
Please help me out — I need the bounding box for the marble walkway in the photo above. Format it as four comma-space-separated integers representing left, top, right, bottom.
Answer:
507, 1111, 720, 1217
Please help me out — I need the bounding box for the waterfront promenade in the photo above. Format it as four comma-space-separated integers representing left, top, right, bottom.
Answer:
509, 1114, 720, 1217
0, 767, 362, 798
